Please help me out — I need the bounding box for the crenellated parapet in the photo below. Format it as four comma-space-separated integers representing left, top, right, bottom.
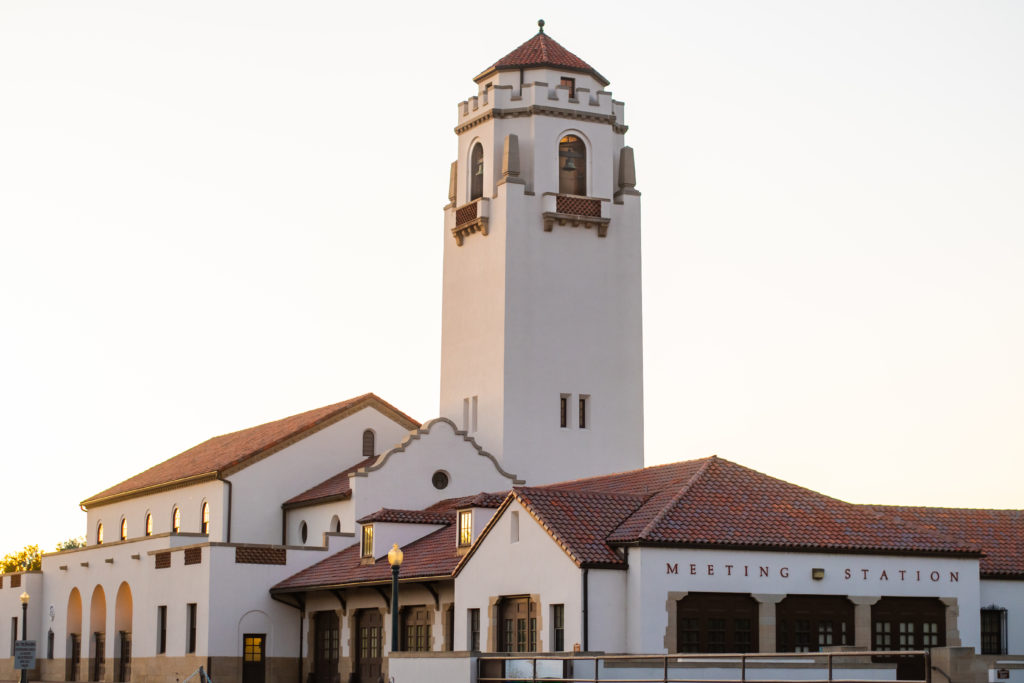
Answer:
456, 80, 626, 135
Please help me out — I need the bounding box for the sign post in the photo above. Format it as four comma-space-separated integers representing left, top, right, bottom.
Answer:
14, 641, 36, 671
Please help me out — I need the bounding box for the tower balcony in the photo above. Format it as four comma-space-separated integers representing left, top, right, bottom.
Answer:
452, 197, 490, 246
541, 193, 610, 237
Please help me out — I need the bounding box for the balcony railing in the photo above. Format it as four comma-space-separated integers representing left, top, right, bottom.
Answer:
452, 197, 489, 246
542, 193, 610, 237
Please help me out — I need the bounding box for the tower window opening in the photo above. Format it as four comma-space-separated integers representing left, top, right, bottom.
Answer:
559, 395, 569, 429
558, 135, 586, 196
362, 429, 375, 458
470, 143, 484, 200
559, 77, 576, 99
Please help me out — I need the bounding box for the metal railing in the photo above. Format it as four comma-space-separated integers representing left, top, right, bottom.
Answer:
477, 650, 931, 683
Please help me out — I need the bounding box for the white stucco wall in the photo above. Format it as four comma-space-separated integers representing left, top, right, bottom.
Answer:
227, 406, 412, 545
0, 572, 44, 659
85, 479, 226, 545
350, 419, 520, 523
454, 499, 585, 652
284, 499, 352, 546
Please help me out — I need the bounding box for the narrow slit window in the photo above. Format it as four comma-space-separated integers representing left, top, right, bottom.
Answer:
470, 143, 484, 200
560, 395, 569, 429
361, 525, 374, 559
120, 518, 127, 541
97, 523, 104, 545
458, 510, 473, 547
201, 502, 210, 535
145, 513, 153, 536
510, 511, 520, 543
172, 507, 181, 534
579, 394, 589, 429
186, 603, 197, 654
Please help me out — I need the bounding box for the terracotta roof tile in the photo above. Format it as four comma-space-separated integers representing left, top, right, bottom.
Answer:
82, 393, 418, 507
475, 29, 608, 86
283, 459, 371, 508
357, 508, 453, 525
872, 506, 1024, 577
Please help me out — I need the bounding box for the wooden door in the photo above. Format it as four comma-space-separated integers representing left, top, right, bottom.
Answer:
355, 610, 382, 683
92, 633, 105, 682
872, 598, 945, 681
313, 611, 340, 683
68, 634, 81, 682
498, 597, 536, 653
242, 634, 266, 683
117, 631, 131, 682
676, 592, 758, 653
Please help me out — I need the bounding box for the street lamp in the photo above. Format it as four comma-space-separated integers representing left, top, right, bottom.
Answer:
19, 592, 29, 683
387, 544, 403, 652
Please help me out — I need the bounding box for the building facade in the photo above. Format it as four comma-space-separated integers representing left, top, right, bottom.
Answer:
2, 23, 1022, 683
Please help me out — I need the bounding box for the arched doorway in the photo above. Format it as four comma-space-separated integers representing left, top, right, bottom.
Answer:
114, 583, 132, 682
67, 588, 82, 681
88, 586, 107, 682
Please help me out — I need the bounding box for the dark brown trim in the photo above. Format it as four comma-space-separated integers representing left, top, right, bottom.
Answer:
614, 540, 983, 558
474, 64, 609, 87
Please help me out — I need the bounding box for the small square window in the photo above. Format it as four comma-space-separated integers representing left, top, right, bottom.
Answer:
560, 77, 576, 99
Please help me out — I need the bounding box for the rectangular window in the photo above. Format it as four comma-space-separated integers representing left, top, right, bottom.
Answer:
560, 76, 576, 99
579, 394, 589, 429
552, 604, 565, 651
458, 510, 473, 547
981, 609, 1007, 655
157, 606, 167, 654
186, 603, 197, 654
243, 634, 264, 662
11, 617, 17, 655
560, 395, 569, 428
510, 511, 519, 543
361, 525, 374, 558
468, 609, 480, 651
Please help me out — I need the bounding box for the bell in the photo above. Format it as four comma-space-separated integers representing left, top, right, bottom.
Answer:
562, 157, 576, 172
475, 161, 484, 176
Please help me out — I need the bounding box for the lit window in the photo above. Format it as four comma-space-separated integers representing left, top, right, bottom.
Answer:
458, 510, 473, 547
120, 518, 127, 541
97, 523, 104, 545
362, 429, 375, 458
172, 507, 181, 534
361, 525, 374, 559
558, 135, 586, 195
145, 513, 153, 536
201, 502, 210, 535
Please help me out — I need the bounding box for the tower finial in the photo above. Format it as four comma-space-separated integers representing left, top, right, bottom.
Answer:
537, 19, 545, 33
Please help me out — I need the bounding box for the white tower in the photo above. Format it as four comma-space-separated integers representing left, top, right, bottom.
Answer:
439, 22, 643, 485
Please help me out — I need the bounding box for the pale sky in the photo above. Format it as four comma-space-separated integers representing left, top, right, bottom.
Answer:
1, 1, 1022, 554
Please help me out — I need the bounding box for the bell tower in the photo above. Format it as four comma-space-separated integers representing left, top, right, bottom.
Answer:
439, 22, 643, 485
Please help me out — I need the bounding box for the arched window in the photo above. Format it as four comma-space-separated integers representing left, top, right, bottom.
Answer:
558, 135, 586, 195
172, 507, 181, 534
362, 429, 375, 458
299, 521, 308, 544
201, 502, 210, 535
145, 513, 153, 536
330, 515, 341, 534
470, 143, 484, 200
96, 522, 104, 545
120, 518, 127, 541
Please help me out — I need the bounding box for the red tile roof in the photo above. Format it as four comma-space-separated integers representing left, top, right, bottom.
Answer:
475, 28, 609, 86
544, 457, 979, 558
273, 494, 508, 592
283, 459, 371, 509
872, 506, 1024, 578
82, 393, 419, 508
358, 508, 452, 525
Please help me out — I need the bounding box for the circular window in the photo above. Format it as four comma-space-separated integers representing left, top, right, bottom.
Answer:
299, 521, 308, 544
432, 471, 450, 490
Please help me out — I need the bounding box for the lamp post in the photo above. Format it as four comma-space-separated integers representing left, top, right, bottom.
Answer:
19, 591, 29, 683
387, 544, 403, 653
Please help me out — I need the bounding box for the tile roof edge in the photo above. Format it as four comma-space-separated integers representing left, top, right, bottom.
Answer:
510, 488, 625, 569
623, 539, 984, 557
632, 456, 716, 541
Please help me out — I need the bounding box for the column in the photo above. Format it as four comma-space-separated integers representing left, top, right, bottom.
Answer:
940, 597, 961, 647
752, 594, 785, 653
848, 596, 881, 649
